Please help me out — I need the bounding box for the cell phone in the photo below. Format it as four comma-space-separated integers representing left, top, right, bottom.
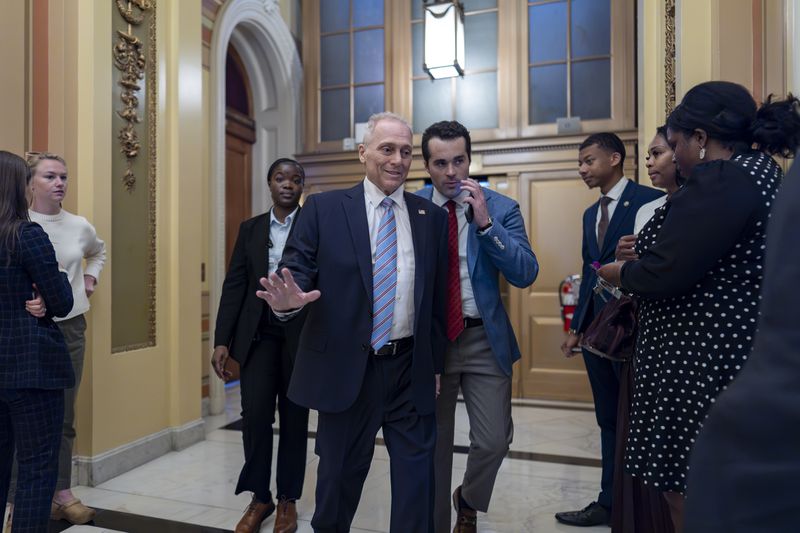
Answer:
465, 195, 474, 224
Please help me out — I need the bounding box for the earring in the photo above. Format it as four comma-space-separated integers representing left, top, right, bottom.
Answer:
699, 147, 706, 160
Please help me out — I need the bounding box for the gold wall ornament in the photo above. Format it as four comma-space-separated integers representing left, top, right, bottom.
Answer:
116, 0, 154, 25
665, 0, 677, 117
114, 0, 151, 193
111, 0, 157, 352
114, 29, 145, 191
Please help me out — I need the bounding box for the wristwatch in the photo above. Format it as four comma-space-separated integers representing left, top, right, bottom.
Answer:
477, 217, 493, 233
567, 328, 578, 336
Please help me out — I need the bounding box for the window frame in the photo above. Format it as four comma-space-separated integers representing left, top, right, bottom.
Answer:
520, 0, 635, 137
302, 0, 634, 154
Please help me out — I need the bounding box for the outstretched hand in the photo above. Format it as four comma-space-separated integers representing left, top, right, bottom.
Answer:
256, 268, 321, 312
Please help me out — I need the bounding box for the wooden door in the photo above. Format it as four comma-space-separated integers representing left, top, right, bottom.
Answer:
224, 109, 256, 268
223, 109, 255, 383
514, 176, 599, 401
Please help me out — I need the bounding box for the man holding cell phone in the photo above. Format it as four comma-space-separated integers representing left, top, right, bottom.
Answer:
416, 120, 539, 533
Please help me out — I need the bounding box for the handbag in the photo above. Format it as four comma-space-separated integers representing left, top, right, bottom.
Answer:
580, 277, 638, 362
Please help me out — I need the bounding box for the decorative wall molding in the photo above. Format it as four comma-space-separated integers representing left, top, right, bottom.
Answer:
111, 0, 157, 352
262, 0, 280, 15
665, 0, 677, 116
113, 0, 155, 192
74, 419, 204, 487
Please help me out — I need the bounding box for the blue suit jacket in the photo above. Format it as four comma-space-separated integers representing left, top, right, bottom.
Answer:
0, 222, 74, 390
280, 182, 449, 414
416, 187, 539, 375
571, 180, 664, 333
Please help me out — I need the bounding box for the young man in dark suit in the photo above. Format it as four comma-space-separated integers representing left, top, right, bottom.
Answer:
416, 120, 539, 533
211, 159, 308, 533
556, 133, 663, 527
257, 112, 448, 533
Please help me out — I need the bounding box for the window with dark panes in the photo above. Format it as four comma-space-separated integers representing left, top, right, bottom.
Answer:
411, 0, 498, 133
319, 0, 385, 141
528, 0, 611, 125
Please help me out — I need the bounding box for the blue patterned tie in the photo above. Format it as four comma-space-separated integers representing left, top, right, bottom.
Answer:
371, 197, 398, 350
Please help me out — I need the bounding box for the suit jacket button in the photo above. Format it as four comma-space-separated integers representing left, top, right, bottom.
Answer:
361, 343, 368, 351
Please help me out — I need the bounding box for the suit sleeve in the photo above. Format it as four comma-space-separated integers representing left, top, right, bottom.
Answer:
476, 201, 538, 287
570, 210, 594, 333
213, 220, 251, 347
278, 194, 319, 293
19, 223, 73, 318
432, 210, 449, 375
621, 161, 759, 298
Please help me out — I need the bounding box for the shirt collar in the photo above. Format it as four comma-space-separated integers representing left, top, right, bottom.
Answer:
431, 186, 469, 208
363, 177, 406, 209
270, 206, 298, 227
603, 176, 629, 202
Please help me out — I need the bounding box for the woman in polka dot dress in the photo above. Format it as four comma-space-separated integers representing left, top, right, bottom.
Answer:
597, 81, 800, 532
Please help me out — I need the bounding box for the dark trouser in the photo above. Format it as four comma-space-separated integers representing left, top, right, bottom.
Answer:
236, 325, 309, 503
311, 347, 436, 533
582, 348, 621, 511
0, 388, 64, 533
7, 316, 87, 501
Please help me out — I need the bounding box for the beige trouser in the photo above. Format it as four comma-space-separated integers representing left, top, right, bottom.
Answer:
55, 314, 87, 491
434, 325, 513, 533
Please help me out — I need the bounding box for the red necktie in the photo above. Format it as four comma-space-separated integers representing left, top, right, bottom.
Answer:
446, 201, 464, 341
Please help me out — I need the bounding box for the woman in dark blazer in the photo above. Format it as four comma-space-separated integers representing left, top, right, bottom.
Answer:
0, 151, 74, 532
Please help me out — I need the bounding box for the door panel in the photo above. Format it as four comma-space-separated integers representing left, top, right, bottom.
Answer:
223, 112, 255, 384
518, 178, 599, 401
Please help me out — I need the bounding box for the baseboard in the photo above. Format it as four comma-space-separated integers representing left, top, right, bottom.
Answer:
74, 418, 205, 486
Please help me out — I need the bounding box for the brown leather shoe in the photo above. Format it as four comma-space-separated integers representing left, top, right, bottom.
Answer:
273, 498, 298, 533
235, 496, 276, 533
50, 498, 96, 524
452, 486, 477, 533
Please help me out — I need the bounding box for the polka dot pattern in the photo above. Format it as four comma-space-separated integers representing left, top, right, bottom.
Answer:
624, 151, 781, 494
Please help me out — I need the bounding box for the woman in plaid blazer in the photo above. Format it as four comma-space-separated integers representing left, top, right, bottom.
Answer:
0, 151, 74, 533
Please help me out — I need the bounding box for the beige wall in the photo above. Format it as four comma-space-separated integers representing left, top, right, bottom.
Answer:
0, 2, 27, 154
51, 0, 205, 458
639, 0, 793, 180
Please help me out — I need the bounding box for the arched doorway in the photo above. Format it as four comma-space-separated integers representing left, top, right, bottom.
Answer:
225, 45, 255, 269
208, 0, 302, 414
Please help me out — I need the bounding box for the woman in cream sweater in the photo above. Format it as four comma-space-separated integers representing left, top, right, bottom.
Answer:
27, 152, 106, 525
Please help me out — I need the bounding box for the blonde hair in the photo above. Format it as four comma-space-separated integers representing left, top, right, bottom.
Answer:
25, 151, 67, 174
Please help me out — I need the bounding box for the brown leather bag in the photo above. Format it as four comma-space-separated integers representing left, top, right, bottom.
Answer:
581, 294, 638, 362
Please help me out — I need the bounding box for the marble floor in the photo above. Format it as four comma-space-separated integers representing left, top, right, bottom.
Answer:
44, 385, 609, 532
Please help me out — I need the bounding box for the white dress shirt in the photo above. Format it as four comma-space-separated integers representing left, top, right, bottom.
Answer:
595, 176, 630, 239
431, 187, 479, 318
268, 207, 299, 274
363, 177, 415, 340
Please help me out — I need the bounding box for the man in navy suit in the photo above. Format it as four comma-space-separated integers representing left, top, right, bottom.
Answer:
256, 112, 448, 533
415, 121, 539, 533
556, 133, 663, 527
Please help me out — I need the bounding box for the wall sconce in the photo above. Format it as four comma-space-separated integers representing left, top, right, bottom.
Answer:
423, 1, 465, 80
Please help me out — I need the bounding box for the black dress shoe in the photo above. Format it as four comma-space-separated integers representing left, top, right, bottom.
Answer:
554, 501, 610, 527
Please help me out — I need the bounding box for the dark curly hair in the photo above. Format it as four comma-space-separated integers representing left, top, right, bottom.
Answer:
579, 132, 626, 167
667, 81, 800, 158
421, 121, 472, 164
267, 158, 304, 183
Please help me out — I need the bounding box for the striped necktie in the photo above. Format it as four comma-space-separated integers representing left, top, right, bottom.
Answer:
371, 197, 398, 349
